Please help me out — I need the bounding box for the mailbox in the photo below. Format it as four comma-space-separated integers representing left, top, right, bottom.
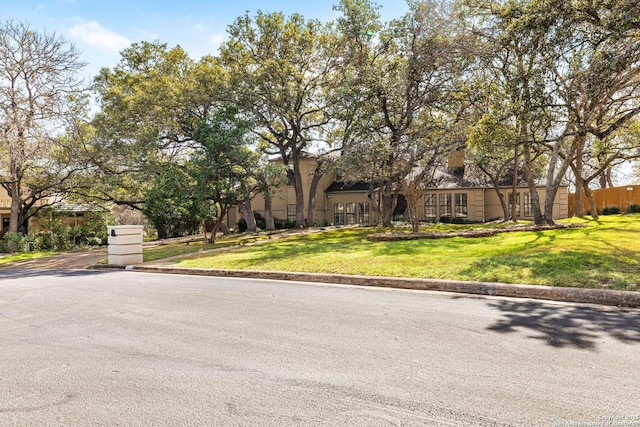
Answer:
107, 225, 143, 265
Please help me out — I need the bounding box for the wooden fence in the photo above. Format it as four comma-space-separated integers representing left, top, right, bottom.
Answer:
568, 185, 640, 216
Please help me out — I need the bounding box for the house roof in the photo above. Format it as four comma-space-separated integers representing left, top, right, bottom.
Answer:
325, 182, 371, 193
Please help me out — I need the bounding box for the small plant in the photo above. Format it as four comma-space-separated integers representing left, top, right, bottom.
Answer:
628, 204, 640, 213
1, 232, 31, 253
601, 206, 620, 215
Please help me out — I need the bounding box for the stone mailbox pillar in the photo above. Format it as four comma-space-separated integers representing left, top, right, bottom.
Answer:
107, 225, 143, 266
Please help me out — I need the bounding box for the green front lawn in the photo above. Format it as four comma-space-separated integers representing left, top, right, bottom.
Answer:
173, 215, 640, 291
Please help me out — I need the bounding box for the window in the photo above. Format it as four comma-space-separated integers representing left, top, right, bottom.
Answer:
346, 203, 357, 225
358, 202, 370, 224
508, 192, 521, 218
439, 193, 452, 217
287, 204, 296, 223
334, 203, 344, 225
454, 193, 468, 217
424, 194, 437, 218
524, 193, 533, 217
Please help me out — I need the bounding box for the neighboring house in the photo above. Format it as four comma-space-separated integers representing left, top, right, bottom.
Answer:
0, 188, 10, 231
0, 187, 89, 234
249, 153, 569, 226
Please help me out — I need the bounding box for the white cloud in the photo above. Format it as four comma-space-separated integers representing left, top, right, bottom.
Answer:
132, 26, 158, 41
209, 33, 226, 47
193, 23, 207, 33
68, 20, 130, 52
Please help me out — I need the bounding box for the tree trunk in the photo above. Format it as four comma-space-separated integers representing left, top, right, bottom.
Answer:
406, 192, 421, 233
289, 150, 305, 228
511, 145, 518, 221
573, 143, 585, 217
237, 199, 257, 231
543, 134, 584, 225
306, 167, 323, 227
491, 177, 509, 221
368, 186, 381, 225
157, 227, 168, 240
9, 163, 20, 234
583, 182, 599, 220
380, 181, 395, 227
522, 142, 544, 225
208, 204, 230, 243
264, 195, 275, 230
599, 170, 607, 189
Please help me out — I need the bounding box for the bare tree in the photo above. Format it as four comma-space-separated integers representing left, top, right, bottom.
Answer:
0, 21, 86, 234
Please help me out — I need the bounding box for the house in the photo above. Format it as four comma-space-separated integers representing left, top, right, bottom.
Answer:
0, 187, 88, 235
249, 153, 569, 226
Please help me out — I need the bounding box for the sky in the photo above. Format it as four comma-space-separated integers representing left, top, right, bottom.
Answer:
2, 0, 409, 81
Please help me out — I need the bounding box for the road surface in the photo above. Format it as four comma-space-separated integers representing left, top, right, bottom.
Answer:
0, 269, 639, 426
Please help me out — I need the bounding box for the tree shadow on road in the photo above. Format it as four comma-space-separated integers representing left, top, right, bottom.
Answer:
483, 299, 640, 350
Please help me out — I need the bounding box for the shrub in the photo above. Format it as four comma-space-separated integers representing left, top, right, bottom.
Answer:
628, 204, 640, 213
273, 217, 295, 229
1, 232, 31, 253
31, 230, 69, 252
601, 206, 620, 215
439, 216, 467, 224
77, 211, 108, 246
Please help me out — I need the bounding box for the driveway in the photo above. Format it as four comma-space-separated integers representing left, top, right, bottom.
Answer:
0, 248, 107, 270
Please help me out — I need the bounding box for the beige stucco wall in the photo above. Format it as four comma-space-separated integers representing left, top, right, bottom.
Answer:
484, 186, 569, 220
251, 156, 336, 225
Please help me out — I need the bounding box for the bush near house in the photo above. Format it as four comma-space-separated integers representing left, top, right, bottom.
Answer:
0, 232, 31, 253
0, 209, 108, 254
601, 206, 621, 215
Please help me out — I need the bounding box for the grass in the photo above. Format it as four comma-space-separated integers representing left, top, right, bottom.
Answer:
143, 232, 280, 262
0, 251, 56, 265
174, 215, 640, 291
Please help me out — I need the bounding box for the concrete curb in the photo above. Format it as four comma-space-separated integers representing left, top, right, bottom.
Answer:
91, 264, 640, 308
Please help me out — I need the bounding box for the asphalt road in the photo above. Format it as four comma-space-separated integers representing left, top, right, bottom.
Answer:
0, 269, 639, 426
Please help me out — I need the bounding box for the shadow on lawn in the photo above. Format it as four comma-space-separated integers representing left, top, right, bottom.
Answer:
460, 250, 639, 290
483, 298, 640, 350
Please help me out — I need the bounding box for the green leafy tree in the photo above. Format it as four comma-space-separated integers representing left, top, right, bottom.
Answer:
335, 0, 469, 226
220, 11, 339, 227
192, 106, 258, 242
143, 163, 208, 239
462, 0, 640, 224
88, 41, 226, 209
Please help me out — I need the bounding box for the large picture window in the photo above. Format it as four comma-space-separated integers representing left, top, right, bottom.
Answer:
334, 203, 344, 225
287, 204, 296, 223
439, 193, 452, 217
454, 193, 468, 217
523, 193, 533, 217
424, 194, 437, 218
346, 202, 357, 225
358, 202, 370, 224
